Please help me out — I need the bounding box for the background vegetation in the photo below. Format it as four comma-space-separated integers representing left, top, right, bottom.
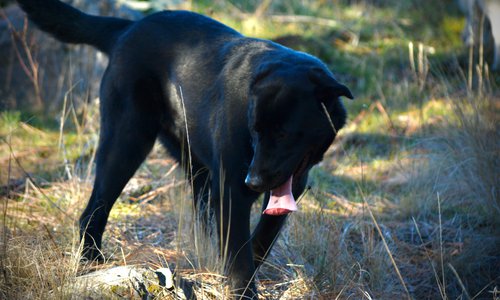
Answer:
0, 0, 498, 299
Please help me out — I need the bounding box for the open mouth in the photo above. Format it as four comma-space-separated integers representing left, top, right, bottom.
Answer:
263, 153, 311, 216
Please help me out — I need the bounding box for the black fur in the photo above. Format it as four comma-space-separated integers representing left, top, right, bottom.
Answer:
17, 1, 352, 298
17, 0, 131, 53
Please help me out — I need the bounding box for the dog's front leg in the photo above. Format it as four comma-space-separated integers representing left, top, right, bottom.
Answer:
251, 193, 288, 268
251, 175, 308, 268
212, 181, 258, 299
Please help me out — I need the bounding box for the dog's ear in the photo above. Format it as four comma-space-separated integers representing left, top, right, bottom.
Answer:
250, 62, 287, 105
321, 82, 353, 100
251, 64, 274, 87
309, 68, 353, 101
251, 62, 285, 89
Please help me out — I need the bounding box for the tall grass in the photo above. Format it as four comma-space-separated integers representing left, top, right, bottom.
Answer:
446, 93, 499, 221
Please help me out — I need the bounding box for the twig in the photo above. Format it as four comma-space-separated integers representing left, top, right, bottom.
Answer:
408, 42, 415, 74
448, 263, 471, 300
129, 181, 185, 203
237, 12, 338, 28
470, 277, 500, 300
268, 14, 338, 27
437, 193, 447, 299
0, 11, 43, 109
478, 12, 484, 95
178, 86, 193, 187
254, 0, 273, 19
0, 146, 52, 164
364, 195, 412, 299
1, 128, 13, 286
374, 89, 398, 134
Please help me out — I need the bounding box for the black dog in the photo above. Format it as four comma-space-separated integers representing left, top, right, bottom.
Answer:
17, 0, 352, 298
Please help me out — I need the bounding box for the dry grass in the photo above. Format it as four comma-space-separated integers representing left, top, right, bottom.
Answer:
402, 93, 499, 219
1, 88, 499, 299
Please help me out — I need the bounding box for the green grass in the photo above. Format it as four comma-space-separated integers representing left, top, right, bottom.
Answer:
1, 0, 499, 299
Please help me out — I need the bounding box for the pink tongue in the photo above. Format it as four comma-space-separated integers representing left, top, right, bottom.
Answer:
263, 176, 298, 216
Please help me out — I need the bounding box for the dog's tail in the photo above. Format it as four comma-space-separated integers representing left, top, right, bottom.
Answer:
17, 0, 132, 54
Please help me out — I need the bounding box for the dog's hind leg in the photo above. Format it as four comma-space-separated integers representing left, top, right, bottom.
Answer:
79, 78, 161, 260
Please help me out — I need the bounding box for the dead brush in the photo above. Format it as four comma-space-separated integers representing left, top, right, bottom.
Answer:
0, 164, 96, 299
447, 93, 499, 220
403, 90, 499, 225
0, 227, 86, 300
398, 78, 500, 297
275, 202, 414, 299
0, 93, 105, 299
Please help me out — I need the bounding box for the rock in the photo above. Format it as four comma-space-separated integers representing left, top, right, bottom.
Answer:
73, 265, 182, 299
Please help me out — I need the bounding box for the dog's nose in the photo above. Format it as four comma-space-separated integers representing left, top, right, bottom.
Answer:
245, 173, 264, 192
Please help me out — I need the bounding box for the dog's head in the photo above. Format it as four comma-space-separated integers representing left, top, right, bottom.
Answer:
245, 59, 352, 207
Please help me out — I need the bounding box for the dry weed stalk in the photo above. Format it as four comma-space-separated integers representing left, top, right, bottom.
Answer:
0, 12, 43, 110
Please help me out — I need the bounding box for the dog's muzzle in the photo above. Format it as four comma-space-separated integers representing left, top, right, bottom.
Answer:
245, 173, 265, 192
